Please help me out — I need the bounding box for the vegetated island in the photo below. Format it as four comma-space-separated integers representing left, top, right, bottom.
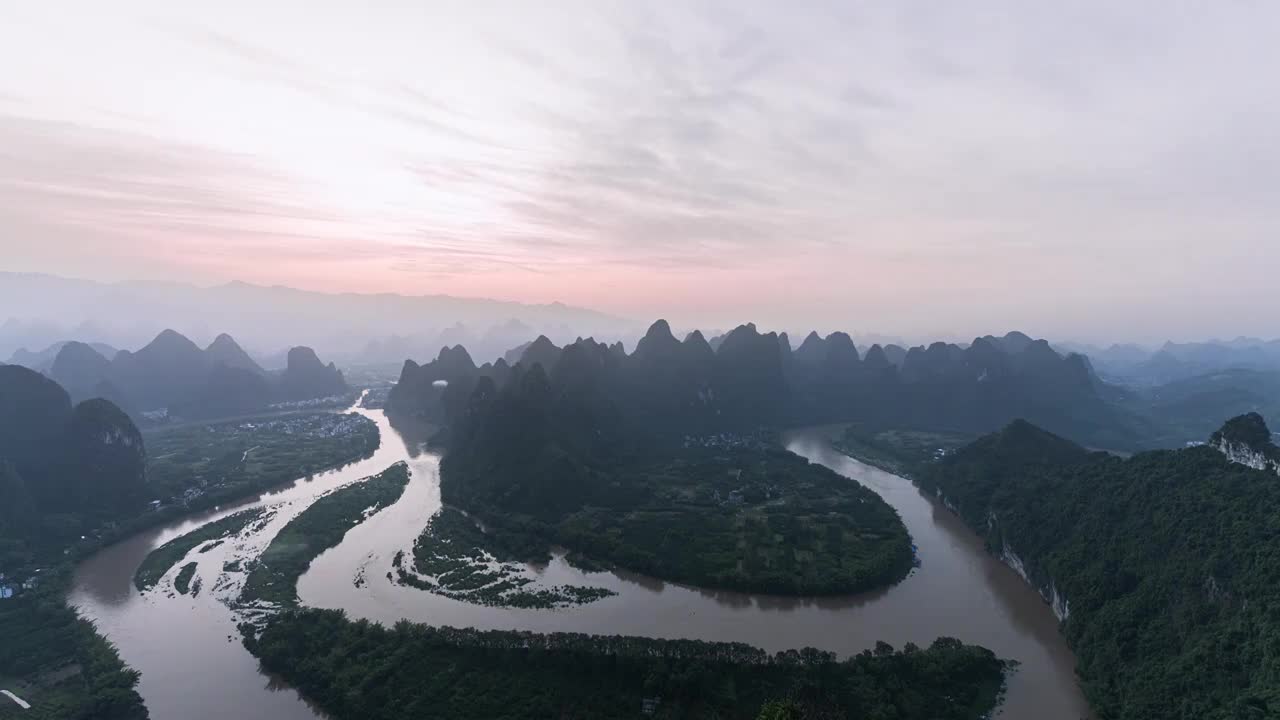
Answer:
429, 343, 915, 597
172, 562, 198, 596
393, 320, 1156, 600
133, 507, 270, 591
443, 436, 915, 596
916, 413, 1280, 720
393, 507, 615, 609
242, 607, 1007, 720
240, 462, 409, 608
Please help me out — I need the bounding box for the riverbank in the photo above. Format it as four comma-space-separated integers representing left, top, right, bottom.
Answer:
394, 507, 616, 608
144, 411, 379, 513
241, 463, 409, 608
70, 414, 1091, 720
0, 566, 147, 719
914, 417, 1280, 719
134, 508, 270, 591
19, 401, 381, 719
831, 425, 974, 481
442, 444, 916, 597
245, 608, 1007, 720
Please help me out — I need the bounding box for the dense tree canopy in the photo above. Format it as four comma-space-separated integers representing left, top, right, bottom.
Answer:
441, 363, 914, 595
241, 463, 409, 606
0, 365, 148, 544
244, 608, 1006, 720
920, 415, 1280, 719
0, 367, 149, 718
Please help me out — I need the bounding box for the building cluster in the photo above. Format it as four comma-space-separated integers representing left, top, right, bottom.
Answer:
266, 392, 356, 411
713, 488, 746, 507
682, 431, 768, 450
144, 413, 372, 513
711, 475, 781, 508
0, 570, 41, 601
228, 413, 369, 440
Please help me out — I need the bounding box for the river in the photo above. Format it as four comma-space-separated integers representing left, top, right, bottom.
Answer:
71, 402, 1091, 719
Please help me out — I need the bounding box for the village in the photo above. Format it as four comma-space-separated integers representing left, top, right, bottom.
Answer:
681, 430, 772, 451
141, 411, 379, 515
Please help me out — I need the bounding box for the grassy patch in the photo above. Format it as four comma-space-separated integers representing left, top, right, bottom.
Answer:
173, 562, 198, 595
835, 425, 974, 479
396, 509, 614, 608
133, 507, 268, 591
240, 463, 409, 607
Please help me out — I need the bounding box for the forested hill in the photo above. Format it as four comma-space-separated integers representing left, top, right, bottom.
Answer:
438, 359, 916, 596
0, 364, 149, 537
1209, 412, 1280, 474
388, 320, 1142, 449
0, 364, 149, 719
920, 413, 1280, 719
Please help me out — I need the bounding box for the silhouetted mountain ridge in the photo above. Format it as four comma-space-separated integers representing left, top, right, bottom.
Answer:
0, 365, 147, 524
390, 319, 1140, 449
205, 333, 264, 374
31, 329, 349, 420
278, 347, 347, 401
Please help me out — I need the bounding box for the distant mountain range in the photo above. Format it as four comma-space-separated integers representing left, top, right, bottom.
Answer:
1048, 338, 1280, 444
0, 272, 625, 365
1059, 337, 1280, 385
389, 320, 1141, 450
7, 340, 120, 372
3, 329, 348, 422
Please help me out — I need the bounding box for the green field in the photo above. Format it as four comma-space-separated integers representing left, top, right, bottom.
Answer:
145, 412, 379, 511
834, 425, 974, 479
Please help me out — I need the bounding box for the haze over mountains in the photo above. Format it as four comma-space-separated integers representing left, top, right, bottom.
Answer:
13, 273, 1279, 447
1061, 338, 1280, 385
3, 328, 349, 421
11, 271, 1280, 385
0, 272, 624, 366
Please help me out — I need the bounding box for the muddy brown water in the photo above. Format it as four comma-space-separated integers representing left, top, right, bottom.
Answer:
71, 404, 1090, 719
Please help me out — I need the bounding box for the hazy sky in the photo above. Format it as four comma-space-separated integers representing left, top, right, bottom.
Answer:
2, 1, 1277, 343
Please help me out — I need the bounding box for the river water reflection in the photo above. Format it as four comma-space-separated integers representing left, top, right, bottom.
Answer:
72, 406, 1090, 720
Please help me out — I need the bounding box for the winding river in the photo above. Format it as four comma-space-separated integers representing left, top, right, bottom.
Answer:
71, 401, 1091, 719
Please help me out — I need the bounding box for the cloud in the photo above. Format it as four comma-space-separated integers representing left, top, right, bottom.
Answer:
0, 114, 340, 238
2, 0, 1278, 340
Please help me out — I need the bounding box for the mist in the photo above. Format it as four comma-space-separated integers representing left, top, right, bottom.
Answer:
0, 271, 629, 366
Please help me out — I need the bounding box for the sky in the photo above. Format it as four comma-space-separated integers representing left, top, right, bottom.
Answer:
1, 1, 1277, 344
